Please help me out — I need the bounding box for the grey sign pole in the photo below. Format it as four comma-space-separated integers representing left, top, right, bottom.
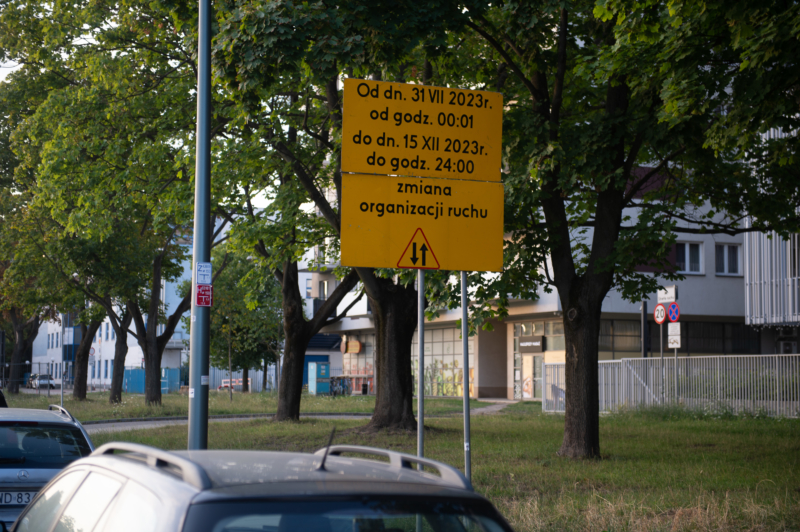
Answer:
660, 323, 664, 404
187, 0, 212, 450
417, 269, 425, 464
460, 272, 471, 481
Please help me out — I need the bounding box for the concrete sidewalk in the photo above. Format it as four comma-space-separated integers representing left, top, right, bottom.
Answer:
85, 401, 517, 435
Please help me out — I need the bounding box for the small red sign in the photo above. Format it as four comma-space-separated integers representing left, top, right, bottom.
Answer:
196, 284, 213, 307
654, 303, 667, 325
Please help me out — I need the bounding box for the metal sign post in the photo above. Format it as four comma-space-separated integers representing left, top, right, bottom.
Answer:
187, 0, 212, 451
654, 303, 667, 404
668, 317, 681, 404
461, 272, 471, 481
417, 270, 425, 464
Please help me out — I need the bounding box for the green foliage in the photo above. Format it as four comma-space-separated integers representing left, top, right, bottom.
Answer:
180, 246, 283, 372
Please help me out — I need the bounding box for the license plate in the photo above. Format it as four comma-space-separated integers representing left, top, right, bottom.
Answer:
0, 492, 35, 506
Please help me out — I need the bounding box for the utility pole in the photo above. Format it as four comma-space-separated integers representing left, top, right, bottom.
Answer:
417, 270, 425, 463
187, 0, 212, 450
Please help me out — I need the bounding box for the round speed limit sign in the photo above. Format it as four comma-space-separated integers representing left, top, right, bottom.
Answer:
654, 303, 667, 325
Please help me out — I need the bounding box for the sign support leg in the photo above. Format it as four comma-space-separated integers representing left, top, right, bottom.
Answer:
660, 323, 664, 404
461, 271, 471, 481
188, 0, 212, 450
417, 269, 425, 465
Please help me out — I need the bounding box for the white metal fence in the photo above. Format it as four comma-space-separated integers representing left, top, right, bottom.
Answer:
208, 366, 278, 393
544, 354, 800, 418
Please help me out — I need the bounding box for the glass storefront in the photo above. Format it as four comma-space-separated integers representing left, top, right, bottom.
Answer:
342, 333, 375, 394
411, 328, 474, 397
513, 320, 564, 400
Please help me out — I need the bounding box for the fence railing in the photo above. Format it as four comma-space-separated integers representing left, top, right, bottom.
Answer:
544, 354, 800, 418
208, 366, 277, 393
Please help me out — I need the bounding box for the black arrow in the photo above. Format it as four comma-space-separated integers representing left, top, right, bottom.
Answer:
420, 243, 428, 266
410, 243, 418, 265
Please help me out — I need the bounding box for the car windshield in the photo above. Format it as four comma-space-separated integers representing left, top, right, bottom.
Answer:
0, 422, 92, 469
182, 498, 511, 532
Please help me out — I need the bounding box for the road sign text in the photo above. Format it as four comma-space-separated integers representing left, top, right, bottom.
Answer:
342, 79, 502, 182
341, 174, 503, 271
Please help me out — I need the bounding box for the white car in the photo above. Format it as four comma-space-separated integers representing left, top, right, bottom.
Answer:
29, 376, 55, 390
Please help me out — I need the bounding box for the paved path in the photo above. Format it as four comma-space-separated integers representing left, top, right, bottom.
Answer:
84, 414, 371, 434
84, 401, 517, 435
471, 402, 511, 415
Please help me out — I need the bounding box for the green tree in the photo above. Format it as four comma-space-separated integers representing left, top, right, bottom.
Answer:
421, 0, 800, 457
181, 247, 283, 397
207, 0, 462, 429
0, 0, 235, 404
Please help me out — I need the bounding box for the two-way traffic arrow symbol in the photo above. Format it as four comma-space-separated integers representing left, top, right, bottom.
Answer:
410, 243, 429, 266
397, 228, 440, 269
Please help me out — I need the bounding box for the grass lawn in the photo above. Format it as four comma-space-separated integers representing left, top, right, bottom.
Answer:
90, 402, 800, 532
4, 391, 482, 422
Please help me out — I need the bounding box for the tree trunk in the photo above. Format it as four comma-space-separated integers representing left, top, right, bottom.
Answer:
273, 262, 359, 421
127, 249, 193, 405
8, 342, 29, 395
143, 345, 162, 404
7, 311, 40, 395
558, 298, 602, 458
109, 311, 133, 404
72, 319, 103, 400
228, 338, 233, 402
366, 277, 418, 431
276, 328, 311, 420
242, 366, 249, 393
262, 358, 268, 392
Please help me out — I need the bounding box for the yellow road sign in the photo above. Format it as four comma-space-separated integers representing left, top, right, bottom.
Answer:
341, 79, 502, 182
341, 174, 504, 272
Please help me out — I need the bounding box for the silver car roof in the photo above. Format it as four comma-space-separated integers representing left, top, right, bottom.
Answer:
88, 443, 473, 495
174, 449, 471, 490
0, 407, 81, 426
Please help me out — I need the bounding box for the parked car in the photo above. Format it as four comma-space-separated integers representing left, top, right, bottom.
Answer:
27, 376, 54, 390
10, 442, 513, 532
0, 405, 94, 528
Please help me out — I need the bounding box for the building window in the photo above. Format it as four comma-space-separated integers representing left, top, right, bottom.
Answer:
715, 244, 740, 275
112, 327, 115, 340
411, 328, 473, 397
676, 242, 702, 273
47, 335, 51, 349
319, 280, 328, 301
91, 364, 95, 379
104, 360, 108, 379
105, 323, 109, 340
56, 333, 59, 347
545, 320, 565, 351
306, 279, 312, 298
